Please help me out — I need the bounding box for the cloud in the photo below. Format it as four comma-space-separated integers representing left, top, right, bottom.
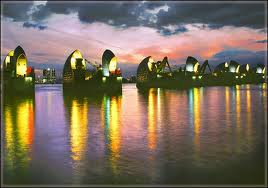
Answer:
2, 2, 265, 35
157, 3, 265, 30
2, 2, 34, 21
211, 49, 266, 66
1, 9, 266, 77
159, 25, 188, 35
23, 21, 47, 30
256, 39, 267, 43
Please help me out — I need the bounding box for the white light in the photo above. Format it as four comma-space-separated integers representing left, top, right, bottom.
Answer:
192, 76, 196, 80
198, 76, 202, 79
186, 64, 193, 72
256, 67, 262, 74
235, 76, 238, 79
230, 66, 236, 73
25, 77, 32, 82
102, 77, 106, 82
117, 77, 122, 81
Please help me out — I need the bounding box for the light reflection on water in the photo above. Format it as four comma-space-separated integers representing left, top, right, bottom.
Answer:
4, 96, 34, 182
2, 83, 266, 185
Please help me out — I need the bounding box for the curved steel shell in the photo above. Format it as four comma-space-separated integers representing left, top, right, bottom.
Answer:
102, 49, 116, 77
186, 56, 199, 72
229, 60, 240, 73
63, 49, 86, 83
136, 56, 152, 83
3, 46, 27, 77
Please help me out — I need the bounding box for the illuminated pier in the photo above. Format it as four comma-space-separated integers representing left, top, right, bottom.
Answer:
62, 49, 122, 94
2, 46, 35, 94
136, 56, 266, 90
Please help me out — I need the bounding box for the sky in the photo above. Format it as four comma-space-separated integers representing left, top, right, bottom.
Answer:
1, 1, 267, 77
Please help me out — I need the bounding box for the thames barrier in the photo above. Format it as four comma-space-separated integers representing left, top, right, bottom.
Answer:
2, 47, 266, 95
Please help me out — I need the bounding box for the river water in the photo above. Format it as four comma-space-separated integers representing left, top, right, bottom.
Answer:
2, 83, 266, 185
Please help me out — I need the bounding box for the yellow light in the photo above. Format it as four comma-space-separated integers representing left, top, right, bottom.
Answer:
5, 107, 14, 161
72, 50, 83, 59
109, 96, 122, 174
198, 76, 202, 79
213, 73, 217, 76
193, 88, 200, 134
70, 99, 88, 161
102, 77, 106, 82
82, 59, 86, 67
263, 67, 266, 74
109, 56, 117, 72
17, 99, 34, 159
148, 57, 154, 71
193, 62, 199, 72
225, 62, 228, 68
8, 50, 14, 56
240, 76, 243, 78
236, 65, 240, 73
5, 56, 10, 64
235, 76, 238, 79
16, 54, 27, 77
5, 50, 14, 66
117, 77, 122, 81
246, 64, 249, 71
192, 76, 196, 80
71, 57, 76, 69
5, 99, 34, 169
110, 97, 120, 155
148, 89, 156, 150
71, 50, 83, 70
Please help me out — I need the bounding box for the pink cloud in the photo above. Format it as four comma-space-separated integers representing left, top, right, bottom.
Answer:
1, 14, 266, 68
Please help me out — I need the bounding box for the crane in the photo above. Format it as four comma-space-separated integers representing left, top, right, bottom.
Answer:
199, 60, 212, 75
84, 58, 101, 69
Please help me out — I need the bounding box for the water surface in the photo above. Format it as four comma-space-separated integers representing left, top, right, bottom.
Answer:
3, 83, 266, 185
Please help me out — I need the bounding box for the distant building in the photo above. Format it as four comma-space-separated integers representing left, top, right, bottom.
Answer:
43, 68, 56, 83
